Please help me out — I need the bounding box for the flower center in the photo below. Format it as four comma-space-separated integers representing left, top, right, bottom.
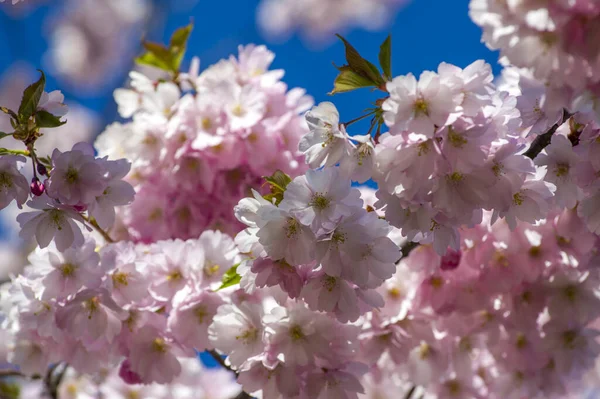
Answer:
447, 128, 468, 148
555, 163, 570, 177
413, 98, 429, 116
112, 271, 129, 286
152, 338, 167, 353
562, 330, 578, 350
0, 172, 13, 189
513, 192, 525, 206
284, 217, 300, 238
60, 263, 77, 277
323, 275, 337, 292
236, 328, 258, 344
194, 305, 208, 324
204, 261, 220, 277
289, 325, 305, 341
310, 193, 330, 210
65, 167, 79, 184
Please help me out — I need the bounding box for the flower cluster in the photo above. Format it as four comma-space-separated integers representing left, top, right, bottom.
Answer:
257, 0, 410, 41
0, 358, 241, 399
234, 167, 401, 323
2, 230, 239, 385
96, 44, 313, 242
470, 0, 600, 121
358, 209, 600, 398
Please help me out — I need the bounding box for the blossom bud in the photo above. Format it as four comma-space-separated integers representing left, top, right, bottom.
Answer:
118, 359, 143, 385
36, 163, 48, 176
30, 178, 45, 196
440, 248, 461, 271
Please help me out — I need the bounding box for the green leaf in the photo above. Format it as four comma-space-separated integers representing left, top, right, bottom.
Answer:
39, 155, 53, 167
169, 23, 193, 70
335, 35, 384, 86
0, 132, 12, 140
136, 42, 174, 71
135, 23, 194, 75
329, 69, 376, 95
262, 170, 292, 205
35, 110, 66, 128
18, 70, 46, 122
379, 35, 392, 81
217, 263, 241, 290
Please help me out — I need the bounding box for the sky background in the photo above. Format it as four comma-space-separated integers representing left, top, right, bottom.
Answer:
0, 0, 500, 137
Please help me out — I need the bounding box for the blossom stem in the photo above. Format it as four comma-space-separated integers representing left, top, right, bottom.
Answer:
523, 110, 573, 159
404, 385, 416, 399
341, 111, 375, 128
82, 215, 115, 244
207, 350, 253, 399
2, 148, 30, 157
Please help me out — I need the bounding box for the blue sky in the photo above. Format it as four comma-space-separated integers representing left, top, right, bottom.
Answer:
0, 0, 499, 135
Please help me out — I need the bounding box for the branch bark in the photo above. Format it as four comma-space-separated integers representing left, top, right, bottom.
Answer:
523, 110, 572, 160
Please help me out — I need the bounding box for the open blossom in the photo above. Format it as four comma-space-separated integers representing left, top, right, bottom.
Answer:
167, 285, 224, 351
127, 325, 182, 384
280, 167, 362, 231
45, 142, 107, 206
535, 134, 582, 209
87, 158, 135, 230
299, 102, 350, 169
209, 302, 265, 368
383, 71, 462, 137
0, 155, 29, 210
34, 239, 102, 300
55, 289, 127, 349
17, 196, 87, 251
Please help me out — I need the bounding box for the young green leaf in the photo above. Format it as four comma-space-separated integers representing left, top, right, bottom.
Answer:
136, 41, 174, 72
18, 70, 46, 122
263, 170, 292, 205
379, 35, 392, 81
0, 132, 13, 140
35, 110, 66, 128
135, 23, 194, 75
217, 263, 242, 291
169, 23, 193, 69
329, 69, 376, 95
335, 35, 385, 86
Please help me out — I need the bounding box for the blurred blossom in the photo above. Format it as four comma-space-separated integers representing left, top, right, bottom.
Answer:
44, 0, 151, 92
257, 0, 410, 42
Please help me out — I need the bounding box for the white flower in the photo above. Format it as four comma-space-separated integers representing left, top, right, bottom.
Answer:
17, 196, 87, 252
256, 203, 316, 265
535, 134, 582, 209
0, 155, 29, 210
209, 302, 265, 368
299, 102, 351, 169
383, 71, 462, 137
280, 167, 363, 231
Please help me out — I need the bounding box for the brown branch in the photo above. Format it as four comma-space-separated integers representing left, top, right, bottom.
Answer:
82, 215, 114, 244
523, 110, 572, 160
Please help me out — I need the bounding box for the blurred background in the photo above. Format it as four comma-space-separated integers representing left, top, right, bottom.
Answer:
0, 0, 498, 278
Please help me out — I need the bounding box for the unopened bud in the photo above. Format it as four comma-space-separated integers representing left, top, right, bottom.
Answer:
37, 163, 48, 176
30, 178, 45, 196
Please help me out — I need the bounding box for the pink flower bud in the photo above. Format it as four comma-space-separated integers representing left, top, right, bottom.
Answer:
118, 359, 143, 385
440, 248, 461, 271
30, 178, 45, 196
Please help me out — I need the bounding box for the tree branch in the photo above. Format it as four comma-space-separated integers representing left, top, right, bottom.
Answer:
523, 110, 572, 160
82, 215, 114, 244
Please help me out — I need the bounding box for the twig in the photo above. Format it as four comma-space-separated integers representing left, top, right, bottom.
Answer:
404, 385, 416, 399
82, 215, 114, 244
523, 110, 572, 160
341, 111, 375, 128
